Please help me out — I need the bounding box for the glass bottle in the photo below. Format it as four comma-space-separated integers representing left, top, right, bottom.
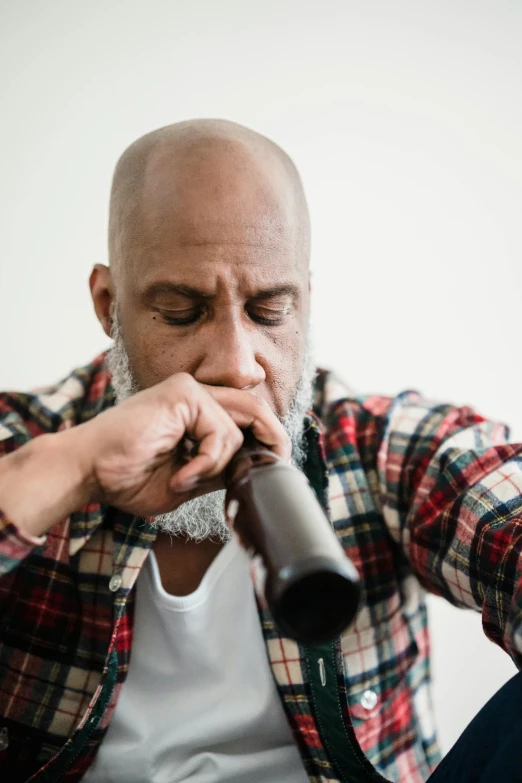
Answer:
224, 435, 360, 645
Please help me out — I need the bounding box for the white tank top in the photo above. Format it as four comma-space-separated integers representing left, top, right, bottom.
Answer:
83, 536, 309, 783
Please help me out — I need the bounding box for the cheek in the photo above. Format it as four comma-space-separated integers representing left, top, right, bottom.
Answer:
121, 316, 198, 390
262, 329, 305, 415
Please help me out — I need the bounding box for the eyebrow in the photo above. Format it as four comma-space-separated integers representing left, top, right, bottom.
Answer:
143, 282, 211, 301
142, 281, 300, 301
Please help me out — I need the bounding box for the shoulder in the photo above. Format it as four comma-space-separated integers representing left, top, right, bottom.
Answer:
313, 368, 400, 430
312, 370, 493, 451
0, 352, 114, 453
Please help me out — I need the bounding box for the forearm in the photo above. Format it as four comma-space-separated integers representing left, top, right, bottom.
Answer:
377, 395, 522, 661
0, 428, 95, 538
410, 488, 522, 665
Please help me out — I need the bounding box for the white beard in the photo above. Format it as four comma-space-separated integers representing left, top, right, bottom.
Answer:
106, 311, 316, 542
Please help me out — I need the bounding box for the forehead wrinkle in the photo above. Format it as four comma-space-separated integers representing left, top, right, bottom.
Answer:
172, 238, 292, 249
135, 214, 298, 271
129, 220, 299, 281
146, 218, 294, 247
138, 184, 296, 250
134, 247, 303, 298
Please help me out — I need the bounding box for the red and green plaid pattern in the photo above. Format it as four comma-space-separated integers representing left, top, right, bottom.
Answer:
0, 354, 521, 782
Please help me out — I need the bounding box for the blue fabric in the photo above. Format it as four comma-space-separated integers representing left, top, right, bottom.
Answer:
428, 671, 522, 782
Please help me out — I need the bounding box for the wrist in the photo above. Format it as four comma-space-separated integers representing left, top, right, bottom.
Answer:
0, 428, 98, 539
55, 425, 100, 507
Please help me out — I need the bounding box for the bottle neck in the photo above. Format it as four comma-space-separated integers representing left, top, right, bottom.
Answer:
224, 432, 281, 490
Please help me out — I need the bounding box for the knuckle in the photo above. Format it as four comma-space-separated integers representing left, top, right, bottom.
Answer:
231, 427, 244, 450
221, 429, 235, 450
253, 393, 269, 409
249, 395, 269, 417
171, 372, 195, 391
207, 451, 220, 469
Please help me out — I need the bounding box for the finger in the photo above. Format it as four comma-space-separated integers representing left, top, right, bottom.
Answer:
163, 375, 289, 461
168, 474, 224, 502
203, 387, 291, 461
170, 426, 243, 491
163, 376, 241, 454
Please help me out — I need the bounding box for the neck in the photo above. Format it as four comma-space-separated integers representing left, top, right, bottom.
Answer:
152, 531, 225, 596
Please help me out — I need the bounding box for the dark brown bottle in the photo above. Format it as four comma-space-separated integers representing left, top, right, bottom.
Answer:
224, 436, 360, 645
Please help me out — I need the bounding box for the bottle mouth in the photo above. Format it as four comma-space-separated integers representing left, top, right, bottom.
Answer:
268, 559, 360, 646
224, 437, 280, 489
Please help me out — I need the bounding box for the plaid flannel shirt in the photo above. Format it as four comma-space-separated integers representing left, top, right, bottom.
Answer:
1, 353, 522, 783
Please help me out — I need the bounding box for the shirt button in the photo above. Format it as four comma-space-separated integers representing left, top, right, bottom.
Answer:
360, 689, 378, 711
109, 573, 123, 592
0, 727, 9, 751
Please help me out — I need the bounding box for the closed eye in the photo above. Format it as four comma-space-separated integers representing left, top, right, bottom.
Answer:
246, 307, 289, 326
157, 306, 290, 327
159, 308, 202, 326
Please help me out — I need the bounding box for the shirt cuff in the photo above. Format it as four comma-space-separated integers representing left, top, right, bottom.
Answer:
0, 508, 47, 567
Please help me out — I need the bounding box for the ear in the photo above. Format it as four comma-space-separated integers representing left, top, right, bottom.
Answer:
89, 264, 115, 338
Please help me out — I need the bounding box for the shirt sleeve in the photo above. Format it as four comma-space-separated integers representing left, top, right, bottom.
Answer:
0, 508, 46, 575
0, 392, 48, 574
366, 391, 522, 666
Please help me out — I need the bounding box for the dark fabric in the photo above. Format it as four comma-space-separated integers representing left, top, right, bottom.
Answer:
428, 671, 522, 783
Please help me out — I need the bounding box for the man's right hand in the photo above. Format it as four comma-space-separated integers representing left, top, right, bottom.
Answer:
0, 373, 291, 539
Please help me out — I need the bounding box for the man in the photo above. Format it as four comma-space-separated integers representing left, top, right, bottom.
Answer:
0, 119, 521, 783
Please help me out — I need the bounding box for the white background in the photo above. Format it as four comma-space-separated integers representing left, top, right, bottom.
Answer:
1, 0, 521, 757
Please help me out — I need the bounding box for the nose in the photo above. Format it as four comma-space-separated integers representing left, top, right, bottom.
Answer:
194, 318, 266, 391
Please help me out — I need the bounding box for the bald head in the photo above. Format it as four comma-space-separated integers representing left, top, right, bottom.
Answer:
108, 119, 310, 277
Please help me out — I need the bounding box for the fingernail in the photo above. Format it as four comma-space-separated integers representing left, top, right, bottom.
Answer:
174, 477, 199, 493
226, 499, 239, 522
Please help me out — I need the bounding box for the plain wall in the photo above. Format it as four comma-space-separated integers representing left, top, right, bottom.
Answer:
1, 0, 521, 756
